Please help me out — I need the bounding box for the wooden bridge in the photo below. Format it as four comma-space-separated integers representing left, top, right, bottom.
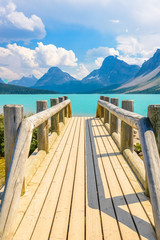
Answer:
0, 96, 160, 240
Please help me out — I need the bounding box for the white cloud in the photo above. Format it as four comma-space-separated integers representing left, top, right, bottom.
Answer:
117, 34, 160, 59
109, 19, 120, 23
35, 42, 77, 67
87, 46, 119, 58
0, 66, 21, 81
74, 63, 89, 80
95, 57, 104, 67
0, 42, 78, 81
118, 56, 146, 66
0, 1, 46, 42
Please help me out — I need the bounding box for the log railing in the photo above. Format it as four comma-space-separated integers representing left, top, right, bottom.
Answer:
96, 96, 160, 240
0, 96, 72, 240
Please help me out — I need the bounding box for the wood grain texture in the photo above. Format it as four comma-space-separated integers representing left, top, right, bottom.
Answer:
121, 100, 134, 153
0, 99, 71, 240
98, 99, 143, 129
37, 100, 49, 153
138, 117, 160, 239
50, 98, 59, 135
3, 105, 24, 181
110, 98, 119, 135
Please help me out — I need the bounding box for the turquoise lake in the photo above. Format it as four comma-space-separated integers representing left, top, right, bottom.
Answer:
0, 94, 160, 116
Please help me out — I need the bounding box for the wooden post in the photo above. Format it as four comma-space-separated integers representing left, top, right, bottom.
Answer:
64, 96, 68, 118
68, 102, 72, 118
100, 96, 105, 118
104, 96, 110, 124
120, 100, 134, 153
148, 105, 160, 155
3, 104, 24, 181
50, 98, 59, 135
37, 100, 49, 153
58, 97, 65, 123
110, 98, 119, 135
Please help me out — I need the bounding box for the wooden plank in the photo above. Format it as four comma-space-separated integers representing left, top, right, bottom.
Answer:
96, 118, 156, 240
93, 118, 140, 240
104, 121, 155, 227
85, 117, 103, 240
49, 118, 81, 240
13, 118, 77, 240
68, 117, 85, 240
12, 117, 72, 235
88, 118, 121, 240
30, 118, 80, 240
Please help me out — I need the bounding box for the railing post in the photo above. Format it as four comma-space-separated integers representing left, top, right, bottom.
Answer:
148, 105, 160, 155
104, 96, 110, 124
37, 100, 49, 153
68, 101, 72, 118
64, 96, 68, 118
120, 100, 134, 153
50, 98, 60, 135
100, 96, 105, 118
110, 98, 119, 135
3, 104, 24, 181
58, 96, 65, 123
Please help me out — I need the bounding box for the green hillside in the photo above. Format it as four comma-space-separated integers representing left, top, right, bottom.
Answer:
0, 83, 58, 94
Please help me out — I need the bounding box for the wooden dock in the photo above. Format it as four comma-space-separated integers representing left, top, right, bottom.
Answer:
0, 96, 160, 240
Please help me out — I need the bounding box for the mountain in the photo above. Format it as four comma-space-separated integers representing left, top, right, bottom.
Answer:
115, 49, 160, 94
34, 67, 82, 93
0, 83, 58, 94
34, 58, 140, 93
0, 78, 4, 84
10, 75, 37, 87
81, 56, 140, 91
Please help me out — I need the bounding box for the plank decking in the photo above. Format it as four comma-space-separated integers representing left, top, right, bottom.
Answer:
11, 117, 156, 240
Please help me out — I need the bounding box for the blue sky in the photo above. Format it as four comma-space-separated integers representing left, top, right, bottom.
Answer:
0, 0, 160, 81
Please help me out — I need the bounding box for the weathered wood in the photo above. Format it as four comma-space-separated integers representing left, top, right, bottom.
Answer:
50, 98, 60, 135
25, 150, 46, 186
68, 102, 72, 118
138, 117, 160, 239
110, 98, 119, 135
0, 99, 71, 240
121, 100, 134, 153
96, 103, 100, 118
148, 105, 160, 155
29, 99, 70, 128
100, 96, 105, 118
104, 97, 110, 124
58, 97, 65, 124
37, 101, 49, 153
3, 105, 24, 181
0, 120, 33, 240
123, 149, 146, 188
112, 132, 120, 149
64, 96, 68, 117
98, 99, 143, 129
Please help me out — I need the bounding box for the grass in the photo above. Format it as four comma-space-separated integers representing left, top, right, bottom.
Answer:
0, 158, 5, 188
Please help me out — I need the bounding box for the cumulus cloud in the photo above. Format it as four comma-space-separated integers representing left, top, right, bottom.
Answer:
95, 57, 104, 67
117, 34, 160, 59
0, 66, 21, 81
87, 46, 119, 58
74, 63, 89, 80
35, 42, 77, 67
0, 1, 46, 42
0, 42, 78, 81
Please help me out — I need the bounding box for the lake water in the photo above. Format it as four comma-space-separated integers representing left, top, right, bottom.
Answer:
0, 94, 160, 116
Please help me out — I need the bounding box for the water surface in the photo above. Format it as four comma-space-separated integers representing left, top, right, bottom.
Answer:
0, 94, 160, 116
